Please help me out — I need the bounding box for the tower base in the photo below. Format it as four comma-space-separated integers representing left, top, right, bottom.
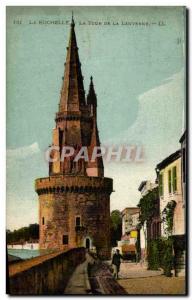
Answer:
35, 175, 113, 259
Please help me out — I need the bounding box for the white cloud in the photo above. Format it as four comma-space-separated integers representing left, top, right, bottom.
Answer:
105, 69, 184, 162
105, 70, 184, 212
7, 142, 40, 159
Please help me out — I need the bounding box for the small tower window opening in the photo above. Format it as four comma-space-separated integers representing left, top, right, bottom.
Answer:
63, 235, 68, 245
42, 217, 45, 225
86, 238, 90, 249
76, 216, 81, 227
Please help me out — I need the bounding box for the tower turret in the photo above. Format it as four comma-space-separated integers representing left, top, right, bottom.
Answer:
87, 76, 97, 104
87, 116, 104, 177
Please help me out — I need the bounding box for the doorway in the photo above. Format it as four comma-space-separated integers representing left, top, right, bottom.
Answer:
85, 238, 90, 249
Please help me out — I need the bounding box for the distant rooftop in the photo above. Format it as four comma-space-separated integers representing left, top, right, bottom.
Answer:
179, 130, 186, 143
121, 207, 140, 216
156, 149, 181, 171
138, 180, 147, 192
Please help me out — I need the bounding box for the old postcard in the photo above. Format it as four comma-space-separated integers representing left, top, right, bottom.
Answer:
6, 6, 187, 295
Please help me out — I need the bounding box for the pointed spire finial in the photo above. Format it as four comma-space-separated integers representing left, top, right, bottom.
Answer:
90, 76, 94, 86
71, 11, 75, 26
87, 75, 97, 107
59, 11, 86, 112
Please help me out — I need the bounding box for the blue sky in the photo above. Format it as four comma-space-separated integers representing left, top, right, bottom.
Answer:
6, 7, 185, 230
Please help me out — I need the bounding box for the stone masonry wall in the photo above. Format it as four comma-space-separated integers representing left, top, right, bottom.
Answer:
36, 175, 112, 259
8, 248, 85, 295
39, 191, 111, 258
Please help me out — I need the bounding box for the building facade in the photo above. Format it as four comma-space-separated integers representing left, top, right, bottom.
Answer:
180, 131, 186, 206
121, 207, 140, 236
156, 147, 186, 276
138, 181, 161, 260
117, 208, 140, 259
35, 17, 113, 258
156, 150, 184, 237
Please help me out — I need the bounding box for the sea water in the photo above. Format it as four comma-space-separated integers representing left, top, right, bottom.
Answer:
8, 249, 55, 260
8, 249, 41, 259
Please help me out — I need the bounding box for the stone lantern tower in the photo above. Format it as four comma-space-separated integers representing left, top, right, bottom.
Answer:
35, 16, 113, 259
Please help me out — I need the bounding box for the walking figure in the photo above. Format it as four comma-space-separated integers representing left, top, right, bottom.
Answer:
112, 249, 123, 279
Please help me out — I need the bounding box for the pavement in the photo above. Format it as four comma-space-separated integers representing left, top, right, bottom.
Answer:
64, 258, 176, 295
64, 252, 94, 295
116, 262, 185, 295
64, 254, 127, 295
119, 276, 186, 295
119, 261, 163, 278
88, 261, 127, 294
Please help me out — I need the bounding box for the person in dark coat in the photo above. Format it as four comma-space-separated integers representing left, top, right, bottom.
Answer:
112, 249, 123, 279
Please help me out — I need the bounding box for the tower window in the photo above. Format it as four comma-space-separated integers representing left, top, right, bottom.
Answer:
42, 217, 45, 225
76, 216, 81, 227
63, 235, 68, 245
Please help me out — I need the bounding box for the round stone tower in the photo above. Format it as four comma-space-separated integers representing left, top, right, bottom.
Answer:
35, 16, 113, 259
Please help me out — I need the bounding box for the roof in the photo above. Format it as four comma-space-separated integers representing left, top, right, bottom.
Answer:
156, 149, 181, 171
138, 181, 147, 192
179, 130, 186, 143
121, 207, 140, 216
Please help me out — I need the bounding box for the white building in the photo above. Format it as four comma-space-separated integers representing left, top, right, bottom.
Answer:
121, 207, 140, 236
156, 150, 184, 237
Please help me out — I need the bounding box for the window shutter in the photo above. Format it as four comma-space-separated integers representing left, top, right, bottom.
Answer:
172, 166, 177, 192
168, 170, 172, 193
159, 173, 163, 196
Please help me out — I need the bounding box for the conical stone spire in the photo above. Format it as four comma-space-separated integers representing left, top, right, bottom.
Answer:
87, 76, 97, 106
87, 115, 104, 177
59, 15, 85, 112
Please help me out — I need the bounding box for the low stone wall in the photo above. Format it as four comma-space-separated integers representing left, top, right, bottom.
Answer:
8, 247, 85, 295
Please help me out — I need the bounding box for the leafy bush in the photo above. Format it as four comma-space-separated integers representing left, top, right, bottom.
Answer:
162, 200, 176, 235
147, 238, 174, 276
147, 239, 160, 270
161, 238, 174, 276
110, 210, 122, 247
137, 187, 159, 225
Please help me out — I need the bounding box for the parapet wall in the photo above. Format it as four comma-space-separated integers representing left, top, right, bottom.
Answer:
8, 247, 85, 295
35, 175, 113, 195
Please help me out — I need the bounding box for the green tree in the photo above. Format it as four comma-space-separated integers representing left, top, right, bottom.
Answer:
162, 200, 176, 236
6, 223, 39, 244
137, 187, 158, 226
110, 210, 122, 247
28, 224, 39, 240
